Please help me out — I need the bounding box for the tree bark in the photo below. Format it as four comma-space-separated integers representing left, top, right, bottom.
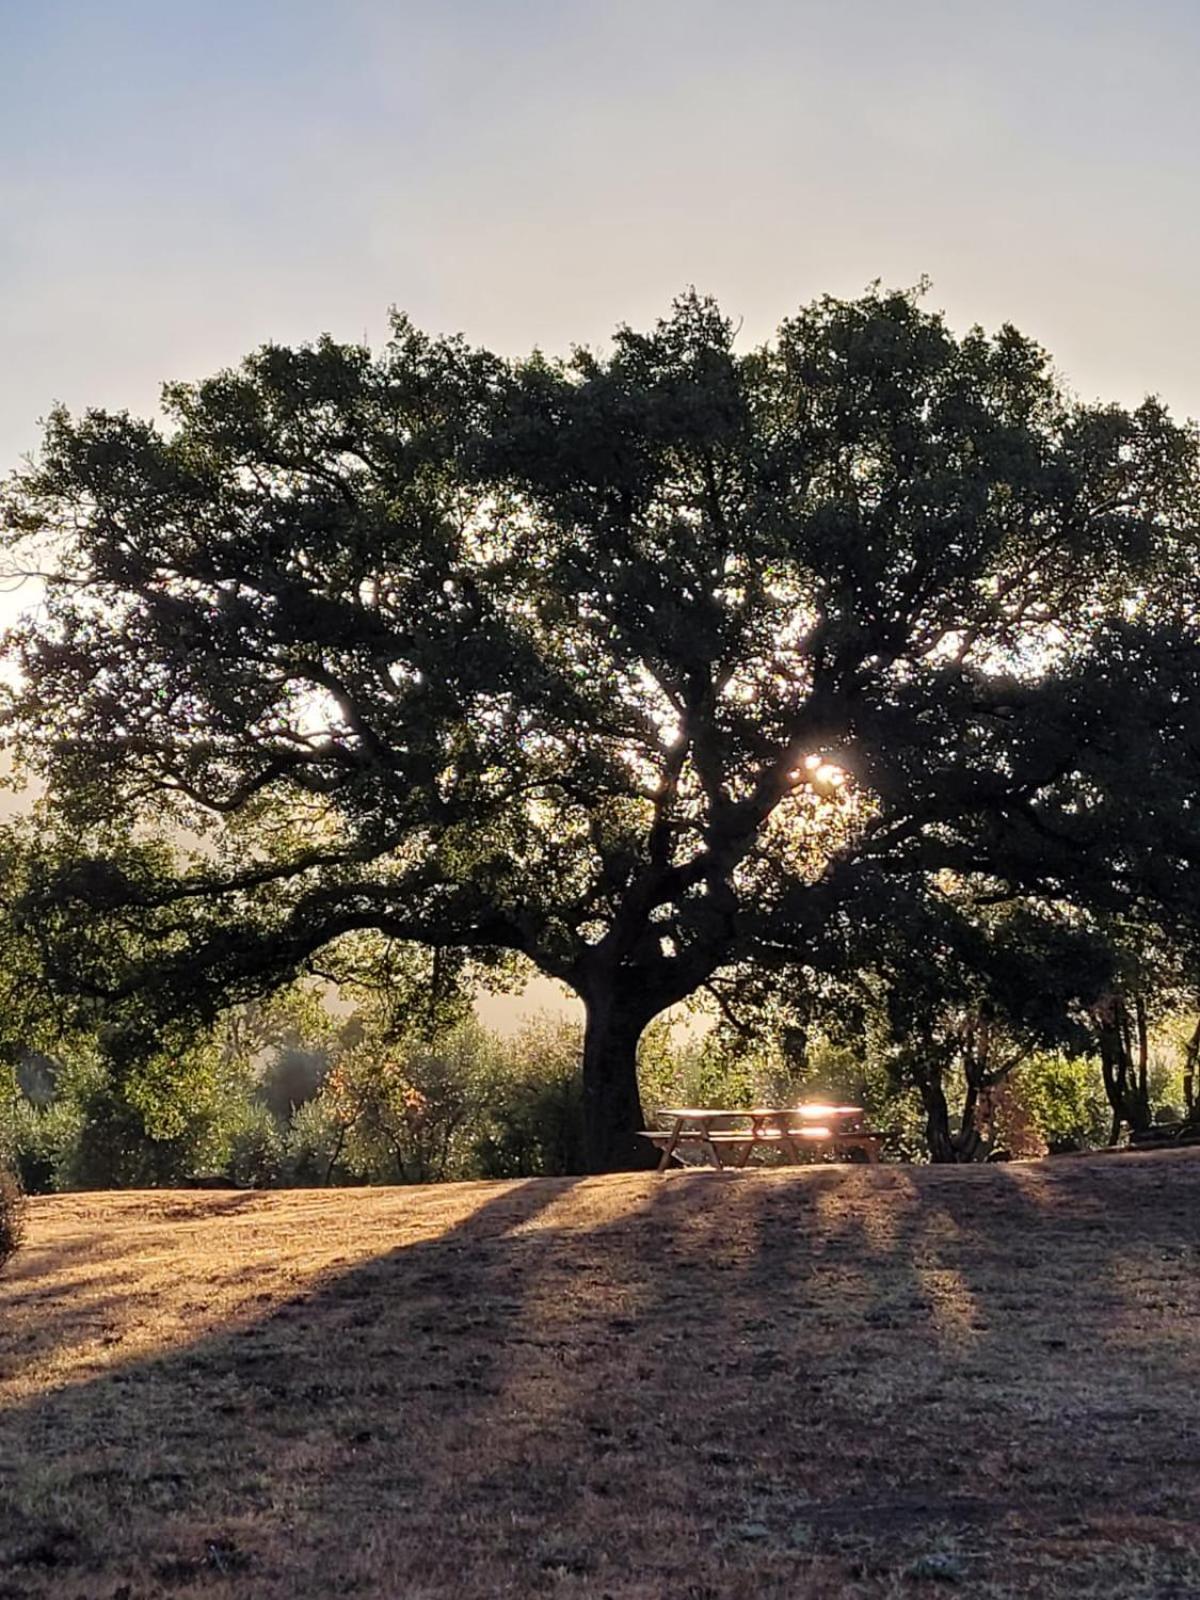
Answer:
1184, 1016, 1200, 1123
580, 992, 658, 1173
1096, 994, 1153, 1140
918, 1073, 985, 1163
920, 1078, 960, 1164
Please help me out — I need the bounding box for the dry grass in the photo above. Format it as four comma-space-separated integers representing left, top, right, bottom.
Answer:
2, 1152, 1200, 1598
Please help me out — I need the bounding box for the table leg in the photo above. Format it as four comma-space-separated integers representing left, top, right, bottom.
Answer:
700, 1134, 724, 1170
744, 1115, 768, 1169
657, 1120, 683, 1173
763, 1116, 800, 1165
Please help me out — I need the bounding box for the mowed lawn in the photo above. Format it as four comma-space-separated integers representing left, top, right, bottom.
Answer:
2, 1154, 1200, 1599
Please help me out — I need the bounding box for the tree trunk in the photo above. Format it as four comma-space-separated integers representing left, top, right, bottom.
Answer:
920, 1079, 960, 1164
581, 994, 658, 1173
1096, 994, 1153, 1140
919, 1074, 984, 1163
1184, 1016, 1200, 1123
1134, 995, 1149, 1119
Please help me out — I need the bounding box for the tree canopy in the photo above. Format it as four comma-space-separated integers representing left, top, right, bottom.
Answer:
5, 285, 1200, 1169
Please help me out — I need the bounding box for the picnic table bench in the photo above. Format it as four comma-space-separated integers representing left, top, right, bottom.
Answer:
639, 1105, 883, 1172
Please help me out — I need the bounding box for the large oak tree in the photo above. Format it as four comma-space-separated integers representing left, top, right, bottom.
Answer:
5, 287, 1200, 1169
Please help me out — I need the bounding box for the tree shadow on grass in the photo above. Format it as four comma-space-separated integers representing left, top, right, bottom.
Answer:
899, 1155, 1200, 1524
0, 1176, 593, 1597
1, 1157, 1199, 1599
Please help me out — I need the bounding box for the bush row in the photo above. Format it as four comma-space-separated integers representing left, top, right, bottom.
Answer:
2, 999, 1182, 1193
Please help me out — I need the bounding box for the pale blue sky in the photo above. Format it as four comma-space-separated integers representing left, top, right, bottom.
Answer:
4, 0, 1200, 476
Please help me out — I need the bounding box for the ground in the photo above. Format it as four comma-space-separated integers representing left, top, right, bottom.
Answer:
2, 1153, 1199, 1599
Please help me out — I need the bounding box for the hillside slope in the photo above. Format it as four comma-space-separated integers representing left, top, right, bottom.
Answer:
2, 1153, 1199, 1597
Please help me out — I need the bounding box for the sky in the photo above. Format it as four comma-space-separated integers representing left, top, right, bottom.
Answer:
4, 0, 1200, 487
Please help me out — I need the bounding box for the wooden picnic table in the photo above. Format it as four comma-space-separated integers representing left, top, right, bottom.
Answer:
640, 1104, 880, 1172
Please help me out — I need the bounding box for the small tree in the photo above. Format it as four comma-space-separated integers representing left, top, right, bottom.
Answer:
474, 1016, 587, 1178
1016, 1051, 1113, 1153
322, 1020, 496, 1184
748, 892, 1114, 1163
1091, 992, 1152, 1142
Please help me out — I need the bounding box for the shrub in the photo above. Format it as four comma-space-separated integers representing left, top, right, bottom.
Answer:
637, 1023, 758, 1115
66, 1076, 229, 1189
855, 1061, 927, 1162
476, 1066, 586, 1177
225, 1103, 285, 1188
6, 1098, 83, 1194
474, 1016, 586, 1178
67, 1081, 170, 1188
982, 1077, 1048, 1160
1015, 1053, 1111, 1152
324, 1020, 499, 1183
0, 1055, 85, 1193
282, 1098, 356, 1186
0, 1168, 25, 1272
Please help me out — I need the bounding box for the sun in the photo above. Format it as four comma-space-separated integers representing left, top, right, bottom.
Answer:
789, 754, 847, 789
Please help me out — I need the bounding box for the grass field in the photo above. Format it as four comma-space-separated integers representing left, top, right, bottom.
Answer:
2, 1151, 1199, 1598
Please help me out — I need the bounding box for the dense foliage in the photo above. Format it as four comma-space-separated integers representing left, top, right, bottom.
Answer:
5, 286, 1200, 1168
0, 997, 588, 1191
2, 977, 1194, 1192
